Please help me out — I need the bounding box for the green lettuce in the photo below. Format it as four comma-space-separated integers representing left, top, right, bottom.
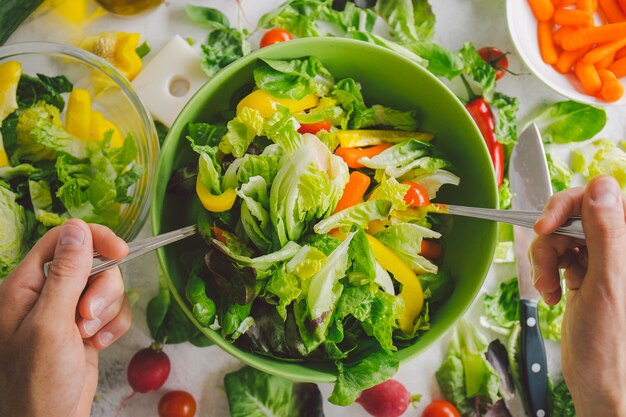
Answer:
212, 240, 301, 272
293, 97, 345, 126
270, 134, 349, 245
405, 169, 460, 198
375, 223, 441, 274
219, 107, 264, 158
375, 0, 435, 42
401, 40, 464, 79
258, 0, 332, 37
16, 73, 73, 111
491, 92, 519, 146
266, 265, 303, 320
264, 105, 302, 154
313, 200, 392, 234
359, 139, 445, 178
16, 101, 86, 161
572, 138, 626, 190
547, 153, 573, 193
458, 42, 496, 100
0, 185, 27, 277
28, 180, 64, 226
224, 366, 324, 417
368, 176, 410, 211
0, 163, 37, 180
237, 176, 272, 251
532, 101, 606, 144
551, 379, 576, 417
254, 57, 334, 100
329, 348, 399, 406
436, 320, 501, 415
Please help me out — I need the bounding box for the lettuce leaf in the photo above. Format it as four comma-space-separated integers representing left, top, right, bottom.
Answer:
375, 0, 435, 42
375, 223, 441, 274
219, 107, 265, 158
0, 185, 27, 277
264, 105, 302, 154
224, 366, 324, 417
254, 57, 334, 100
533, 101, 606, 144
16, 73, 72, 111
237, 176, 272, 251
270, 134, 349, 245
572, 138, 626, 190
313, 199, 392, 234
458, 42, 496, 100
28, 180, 64, 226
547, 153, 573, 193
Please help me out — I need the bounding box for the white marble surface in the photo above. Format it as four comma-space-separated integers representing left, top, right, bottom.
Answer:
7, 1, 626, 416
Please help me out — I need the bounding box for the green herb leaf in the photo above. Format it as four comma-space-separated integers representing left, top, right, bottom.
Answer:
254, 57, 334, 100
533, 101, 606, 144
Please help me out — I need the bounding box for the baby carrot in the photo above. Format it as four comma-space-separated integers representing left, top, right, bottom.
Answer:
596, 50, 617, 69
616, 45, 626, 59
558, 0, 577, 6
334, 171, 371, 213
608, 56, 626, 77
598, 68, 624, 100
583, 38, 626, 63
562, 22, 626, 50
554, 46, 591, 73
619, 0, 626, 14
554, 9, 594, 25
553, 26, 579, 47
539, 21, 559, 64
577, 0, 596, 10
598, 0, 626, 22
529, 0, 556, 21
575, 61, 603, 94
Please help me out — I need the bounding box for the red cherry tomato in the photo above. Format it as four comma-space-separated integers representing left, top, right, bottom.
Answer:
402, 182, 430, 207
260, 28, 293, 48
478, 47, 510, 81
158, 390, 197, 417
298, 121, 333, 134
422, 400, 461, 417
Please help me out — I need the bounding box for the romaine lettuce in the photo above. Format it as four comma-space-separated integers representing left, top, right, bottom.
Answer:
374, 223, 441, 274
313, 199, 392, 234
219, 107, 264, 158
572, 138, 626, 190
270, 134, 349, 245
254, 57, 334, 100
0, 185, 27, 277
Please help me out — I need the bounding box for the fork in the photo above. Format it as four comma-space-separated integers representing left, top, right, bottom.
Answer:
442, 204, 585, 239
42, 225, 198, 277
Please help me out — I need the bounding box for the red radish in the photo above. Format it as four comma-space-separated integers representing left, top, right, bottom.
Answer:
356, 379, 418, 417
116, 343, 171, 417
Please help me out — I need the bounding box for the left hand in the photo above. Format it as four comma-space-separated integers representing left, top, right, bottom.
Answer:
0, 219, 131, 417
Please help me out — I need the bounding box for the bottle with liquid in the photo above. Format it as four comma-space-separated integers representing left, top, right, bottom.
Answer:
95, 0, 164, 16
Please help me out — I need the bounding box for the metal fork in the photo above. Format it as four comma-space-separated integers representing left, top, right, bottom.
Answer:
43, 225, 198, 277
443, 204, 585, 239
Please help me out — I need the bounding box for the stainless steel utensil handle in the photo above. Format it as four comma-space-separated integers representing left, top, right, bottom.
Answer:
43, 225, 198, 277
445, 204, 585, 239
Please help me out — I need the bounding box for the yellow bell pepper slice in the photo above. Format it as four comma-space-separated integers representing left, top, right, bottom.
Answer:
115, 33, 142, 80
79, 32, 142, 80
338, 130, 434, 149
51, 0, 86, 23
65, 89, 92, 139
236, 89, 319, 119
196, 178, 237, 213
90, 111, 124, 147
0, 61, 22, 123
0, 133, 10, 168
366, 234, 424, 334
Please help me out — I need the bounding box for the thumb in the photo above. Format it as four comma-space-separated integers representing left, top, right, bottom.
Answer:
582, 176, 626, 285
35, 219, 93, 320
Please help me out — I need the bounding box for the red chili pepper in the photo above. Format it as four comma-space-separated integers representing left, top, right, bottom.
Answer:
465, 97, 503, 187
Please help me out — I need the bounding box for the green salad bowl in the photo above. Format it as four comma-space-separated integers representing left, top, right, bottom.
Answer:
152, 37, 498, 382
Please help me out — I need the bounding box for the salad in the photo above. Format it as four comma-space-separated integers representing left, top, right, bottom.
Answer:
0, 60, 142, 277
169, 56, 460, 404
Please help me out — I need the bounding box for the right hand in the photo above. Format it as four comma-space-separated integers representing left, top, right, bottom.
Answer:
530, 175, 626, 417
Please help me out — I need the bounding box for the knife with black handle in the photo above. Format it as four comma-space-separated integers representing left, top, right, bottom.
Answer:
509, 123, 551, 417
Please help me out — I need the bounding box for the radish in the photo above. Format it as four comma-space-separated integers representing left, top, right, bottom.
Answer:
116, 343, 171, 417
356, 379, 420, 417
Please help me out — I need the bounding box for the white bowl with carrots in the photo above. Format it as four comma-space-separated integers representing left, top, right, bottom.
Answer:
508, 0, 626, 105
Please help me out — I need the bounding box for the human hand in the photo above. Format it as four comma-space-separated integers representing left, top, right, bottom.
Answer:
531, 175, 626, 417
0, 219, 131, 417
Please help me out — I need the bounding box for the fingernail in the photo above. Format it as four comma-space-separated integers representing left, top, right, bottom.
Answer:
591, 177, 619, 206
99, 331, 114, 347
90, 298, 106, 318
60, 224, 85, 247
83, 318, 101, 336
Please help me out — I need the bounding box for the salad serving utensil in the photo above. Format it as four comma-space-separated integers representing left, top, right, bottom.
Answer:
42, 203, 584, 278
43, 225, 197, 278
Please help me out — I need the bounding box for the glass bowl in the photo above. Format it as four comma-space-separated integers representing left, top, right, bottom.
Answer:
0, 41, 158, 241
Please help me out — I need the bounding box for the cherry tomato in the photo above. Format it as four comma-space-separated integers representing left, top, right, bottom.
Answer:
478, 46, 510, 81
260, 28, 293, 48
420, 240, 443, 260
402, 182, 430, 207
298, 121, 332, 134
422, 400, 461, 417
158, 390, 197, 417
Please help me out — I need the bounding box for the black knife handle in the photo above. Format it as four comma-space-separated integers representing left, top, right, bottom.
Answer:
520, 299, 550, 417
